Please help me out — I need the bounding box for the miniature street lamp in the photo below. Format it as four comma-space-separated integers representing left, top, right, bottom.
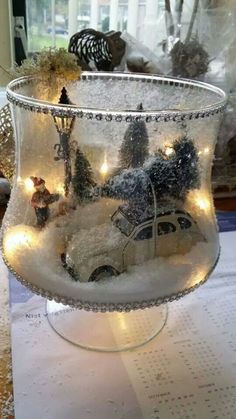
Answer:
53, 87, 75, 197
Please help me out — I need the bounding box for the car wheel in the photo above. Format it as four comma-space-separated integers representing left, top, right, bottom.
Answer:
89, 266, 119, 282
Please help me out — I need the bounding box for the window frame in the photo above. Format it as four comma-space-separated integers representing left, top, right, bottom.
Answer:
12, 0, 27, 65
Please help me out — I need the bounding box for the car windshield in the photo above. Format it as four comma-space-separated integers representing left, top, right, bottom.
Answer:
112, 210, 135, 236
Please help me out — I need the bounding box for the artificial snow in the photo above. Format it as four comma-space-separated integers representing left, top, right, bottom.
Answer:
2, 193, 219, 306
67, 223, 126, 265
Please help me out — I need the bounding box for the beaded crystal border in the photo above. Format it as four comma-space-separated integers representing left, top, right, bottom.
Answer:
1, 244, 220, 312
6, 73, 227, 123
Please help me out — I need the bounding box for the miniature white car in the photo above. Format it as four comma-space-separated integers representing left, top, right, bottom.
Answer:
65, 205, 206, 282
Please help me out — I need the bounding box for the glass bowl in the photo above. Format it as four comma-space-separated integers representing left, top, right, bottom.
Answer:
2, 72, 227, 313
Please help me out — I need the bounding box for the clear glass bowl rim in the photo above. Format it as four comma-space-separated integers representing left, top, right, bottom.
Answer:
6, 72, 227, 119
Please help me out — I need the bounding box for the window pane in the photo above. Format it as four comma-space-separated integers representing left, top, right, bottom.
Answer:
25, 0, 169, 53
178, 217, 192, 230
157, 222, 176, 235
134, 226, 153, 241
26, 0, 71, 52
25, 1, 197, 56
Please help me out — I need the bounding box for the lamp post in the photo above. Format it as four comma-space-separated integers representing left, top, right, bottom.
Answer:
53, 87, 75, 197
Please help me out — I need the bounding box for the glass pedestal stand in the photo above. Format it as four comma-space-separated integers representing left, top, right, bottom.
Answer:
46, 301, 168, 352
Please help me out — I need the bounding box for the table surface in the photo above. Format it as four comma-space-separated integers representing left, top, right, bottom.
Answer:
1, 207, 236, 419
0, 260, 13, 419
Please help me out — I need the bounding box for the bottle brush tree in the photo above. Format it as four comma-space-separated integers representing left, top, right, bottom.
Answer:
72, 148, 96, 203
102, 136, 200, 205
119, 103, 149, 169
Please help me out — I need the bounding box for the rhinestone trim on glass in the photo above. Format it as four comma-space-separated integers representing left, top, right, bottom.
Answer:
6, 73, 227, 123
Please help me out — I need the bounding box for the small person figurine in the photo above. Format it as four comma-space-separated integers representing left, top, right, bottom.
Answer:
30, 177, 59, 227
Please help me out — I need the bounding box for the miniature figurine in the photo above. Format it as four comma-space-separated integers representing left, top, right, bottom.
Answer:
30, 176, 59, 227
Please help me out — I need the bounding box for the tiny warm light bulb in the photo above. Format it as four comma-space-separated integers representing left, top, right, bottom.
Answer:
117, 313, 127, 331
100, 158, 109, 176
24, 177, 34, 192
165, 146, 174, 157
56, 183, 65, 195
17, 176, 22, 183
4, 229, 34, 254
204, 147, 210, 154
196, 197, 210, 210
190, 267, 208, 286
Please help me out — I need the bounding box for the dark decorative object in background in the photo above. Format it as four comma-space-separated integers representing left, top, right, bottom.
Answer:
126, 56, 153, 74
53, 87, 75, 197
227, 136, 236, 166
0, 174, 10, 205
72, 148, 96, 203
68, 29, 126, 71
164, 0, 209, 79
170, 39, 209, 79
212, 95, 236, 198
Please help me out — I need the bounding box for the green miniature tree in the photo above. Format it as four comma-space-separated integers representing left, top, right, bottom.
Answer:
119, 103, 149, 169
72, 148, 95, 203
103, 136, 200, 204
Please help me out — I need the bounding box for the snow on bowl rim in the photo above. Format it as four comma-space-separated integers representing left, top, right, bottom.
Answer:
6, 72, 227, 122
